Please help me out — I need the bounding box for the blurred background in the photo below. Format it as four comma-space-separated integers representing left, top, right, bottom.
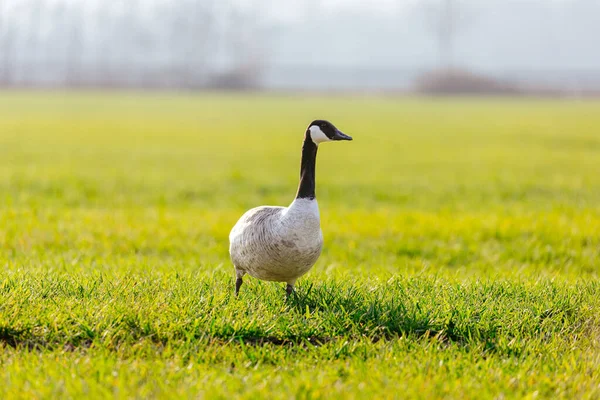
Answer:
0, 0, 599, 96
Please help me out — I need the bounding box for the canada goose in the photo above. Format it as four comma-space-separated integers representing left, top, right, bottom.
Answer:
229, 120, 352, 296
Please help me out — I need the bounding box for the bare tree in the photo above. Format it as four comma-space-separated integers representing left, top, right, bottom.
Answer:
215, 0, 271, 88
65, 2, 84, 86
185, 0, 217, 87
0, 0, 15, 85
0, 0, 272, 89
423, 0, 461, 70
0, 0, 5, 84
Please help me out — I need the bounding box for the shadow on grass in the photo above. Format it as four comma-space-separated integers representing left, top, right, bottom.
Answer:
285, 283, 475, 345
0, 326, 95, 351
0, 280, 592, 357
218, 282, 511, 349
0, 326, 24, 348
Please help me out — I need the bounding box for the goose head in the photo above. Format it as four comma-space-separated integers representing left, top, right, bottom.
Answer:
307, 120, 352, 144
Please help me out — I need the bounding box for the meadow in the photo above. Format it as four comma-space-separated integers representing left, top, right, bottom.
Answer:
0, 91, 599, 399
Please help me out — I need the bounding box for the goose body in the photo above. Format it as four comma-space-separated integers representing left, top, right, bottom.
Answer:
229, 120, 352, 296
229, 199, 322, 283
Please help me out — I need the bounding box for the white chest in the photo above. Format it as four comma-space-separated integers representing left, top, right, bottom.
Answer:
282, 198, 322, 241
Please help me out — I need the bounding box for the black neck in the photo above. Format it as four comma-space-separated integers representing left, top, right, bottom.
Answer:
296, 136, 318, 200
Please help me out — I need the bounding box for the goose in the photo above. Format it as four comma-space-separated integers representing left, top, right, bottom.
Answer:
229, 120, 352, 296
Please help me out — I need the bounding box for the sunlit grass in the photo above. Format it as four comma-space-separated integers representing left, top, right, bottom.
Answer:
0, 91, 599, 398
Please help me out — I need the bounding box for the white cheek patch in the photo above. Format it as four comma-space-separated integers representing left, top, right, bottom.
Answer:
309, 126, 332, 144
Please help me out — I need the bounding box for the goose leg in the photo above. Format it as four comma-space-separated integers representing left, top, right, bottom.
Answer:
285, 283, 294, 297
235, 277, 243, 296
235, 269, 245, 296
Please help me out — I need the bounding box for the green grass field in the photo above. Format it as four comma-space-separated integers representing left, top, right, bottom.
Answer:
1, 92, 599, 399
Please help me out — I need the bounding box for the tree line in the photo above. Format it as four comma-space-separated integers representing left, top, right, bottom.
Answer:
0, 0, 272, 88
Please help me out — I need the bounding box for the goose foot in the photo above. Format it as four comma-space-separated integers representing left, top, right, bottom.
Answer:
235, 277, 243, 296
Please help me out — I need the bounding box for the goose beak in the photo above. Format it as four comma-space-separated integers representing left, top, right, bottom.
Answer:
333, 130, 352, 141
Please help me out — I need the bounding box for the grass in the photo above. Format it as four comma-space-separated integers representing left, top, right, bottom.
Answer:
0, 91, 599, 399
